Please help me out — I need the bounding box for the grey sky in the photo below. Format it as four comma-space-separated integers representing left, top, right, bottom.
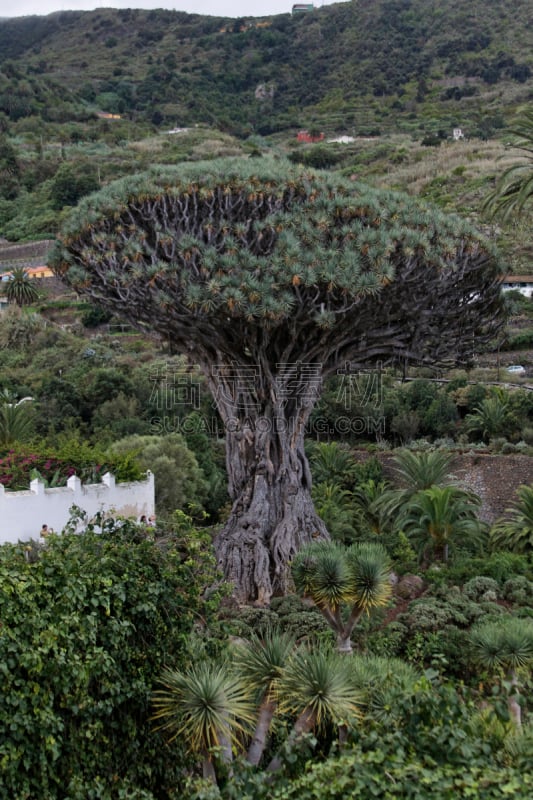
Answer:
0, 1, 341, 20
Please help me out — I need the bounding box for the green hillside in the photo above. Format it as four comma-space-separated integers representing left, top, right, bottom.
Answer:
0, 1, 532, 136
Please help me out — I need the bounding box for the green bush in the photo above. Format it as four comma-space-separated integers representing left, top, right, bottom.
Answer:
463, 575, 500, 602
0, 518, 219, 799
502, 576, 533, 605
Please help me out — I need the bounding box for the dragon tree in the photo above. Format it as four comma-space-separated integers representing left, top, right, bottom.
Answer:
50, 158, 504, 603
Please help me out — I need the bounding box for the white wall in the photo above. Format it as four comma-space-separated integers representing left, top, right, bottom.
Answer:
0, 471, 154, 544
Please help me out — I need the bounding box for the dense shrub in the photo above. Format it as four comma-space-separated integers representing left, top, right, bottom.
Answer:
0, 517, 219, 799
463, 575, 500, 602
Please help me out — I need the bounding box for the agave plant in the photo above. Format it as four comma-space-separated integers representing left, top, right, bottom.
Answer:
152, 661, 255, 782
470, 617, 533, 727
292, 540, 392, 653
490, 484, 533, 554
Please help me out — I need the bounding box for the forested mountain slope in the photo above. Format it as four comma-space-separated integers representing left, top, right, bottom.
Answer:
0, 0, 531, 136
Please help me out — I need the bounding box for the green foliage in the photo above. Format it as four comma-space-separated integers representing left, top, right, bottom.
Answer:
483, 109, 533, 221
266, 741, 533, 799
0, 389, 34, 446
0, 439, 143, 489
0, 517, 219, 798
491, 484, 533, 554
463, 576, 500, 602
3, 266, 40, 306
398, 484, 486, 564
0, 305, 46, 349
292, 541, 391, 652
108, 433, 209, 515
49, 161, 100, 210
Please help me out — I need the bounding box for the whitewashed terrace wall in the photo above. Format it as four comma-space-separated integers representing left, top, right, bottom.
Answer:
0, 471, 155, 544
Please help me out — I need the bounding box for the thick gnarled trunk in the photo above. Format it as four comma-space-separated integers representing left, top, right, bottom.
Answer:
209, 360, 328, 604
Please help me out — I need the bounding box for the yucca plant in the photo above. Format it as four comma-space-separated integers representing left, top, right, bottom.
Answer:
490, 484, 533, 554
267, 648, 363, 773
292, 541, 391, 653
152, 662, 255, 783
470, 618, 533, 727
4, 267, 40, 307
232, 630, 295, 767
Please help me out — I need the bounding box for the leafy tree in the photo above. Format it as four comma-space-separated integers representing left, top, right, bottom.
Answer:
490, 484, 533, 554
374, 448, 457, 525
0, 133, 20, 199
398, 484, 486, 564
483, 109, 533, 221
108, 433, 209, 515
49, 161, 99, 210
3, 266, 39, 307
51, 158, 504, 602
390, 448, 456, 490
291, 540, 392, 652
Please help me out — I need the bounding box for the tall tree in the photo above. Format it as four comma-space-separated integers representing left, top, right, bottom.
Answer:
50, 158, 504, 602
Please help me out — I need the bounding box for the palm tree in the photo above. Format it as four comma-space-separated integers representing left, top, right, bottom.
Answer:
0, 389, 34, 446
490, 484, 533, 554
470, 617, 533, 726
266, 648, 363, 773
398, 484, 486, 564
291, 541, 392, 653
3, 266, 40, 307
373, 448, 456, 529
232, 630, 295, 767
464, 394, 513, 443
351, 478, 393, 536
151, 661, 255, 783
391, 448, 455, 490
482, 109, 533, 222
308, 441, 358, 487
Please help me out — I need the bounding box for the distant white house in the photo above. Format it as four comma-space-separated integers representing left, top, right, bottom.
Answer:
453, 128, 464, 141
501, 275, 533, 298
327, 135, 355, 144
